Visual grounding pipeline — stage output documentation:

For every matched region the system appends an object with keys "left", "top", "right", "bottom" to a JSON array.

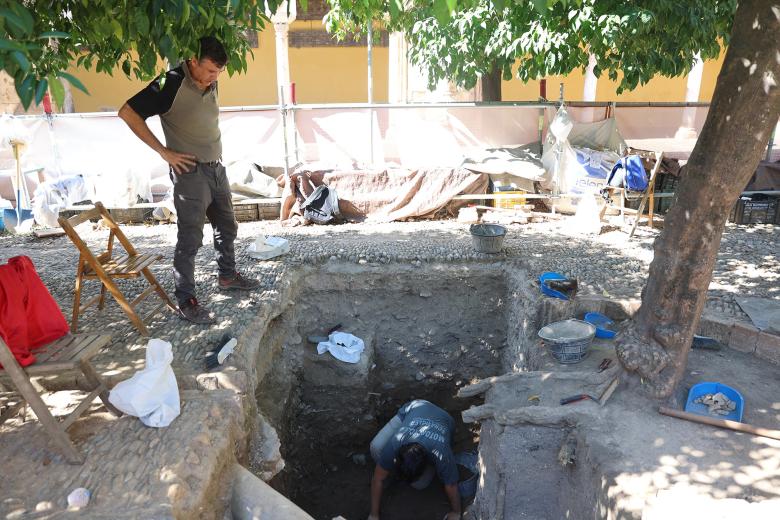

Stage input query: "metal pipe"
[
  {"left": 9, "top": 100, "right": 724, "bottom": 120},
  {"left": 280, "top": 86, "right": 290, "bottom": 180},
  {"left": 367, "top": 21, "right": 374, "bottom": 164}
]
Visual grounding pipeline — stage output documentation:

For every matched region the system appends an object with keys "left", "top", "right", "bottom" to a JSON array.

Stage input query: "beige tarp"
[{"left": 290, "top": 167, "right": 489, "bottom": 222}]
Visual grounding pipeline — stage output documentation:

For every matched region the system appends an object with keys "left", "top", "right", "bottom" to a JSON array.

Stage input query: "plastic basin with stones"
[{"left": 685, "top": 381, "right": 744, "bottom": 422}]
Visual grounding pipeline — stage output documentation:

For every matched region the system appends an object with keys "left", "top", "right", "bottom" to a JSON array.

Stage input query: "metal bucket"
[
  {"left": 469, "top": 223, "right": 506, "bottom": 254},
  {"left": 538, "top": 319, "right": 596, "bottom": 364}
]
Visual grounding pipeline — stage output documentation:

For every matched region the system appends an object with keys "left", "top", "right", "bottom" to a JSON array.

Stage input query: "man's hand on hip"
[{"left": 161, "top": 148, "right": 197, "bottom": 174}]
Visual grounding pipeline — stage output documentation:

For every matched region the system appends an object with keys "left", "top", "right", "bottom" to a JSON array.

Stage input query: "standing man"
[
  {"left": 118, "top": 36, "right": 259, "bottom": 325},
  {"left": 368, "top": 399, "right": 461, "bottom": 520}
]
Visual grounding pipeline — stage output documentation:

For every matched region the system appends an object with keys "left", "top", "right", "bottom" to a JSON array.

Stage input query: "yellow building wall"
[
  {"left": 67, "top": 28, "right": 723, "bottom": 112},
  {"left": 699, "top": 48, "right": 727, "bottom": 101},
  {"left": 500, "top": 48, "right": 726, "bottom": 102},
  {"left": 67, "top": 21, "right": 388, "bottom": 112}
]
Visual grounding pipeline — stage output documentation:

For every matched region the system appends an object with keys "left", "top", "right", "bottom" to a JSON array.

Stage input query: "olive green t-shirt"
[{"left": 127, "top": 62, "right": 221, "bottom": 162}]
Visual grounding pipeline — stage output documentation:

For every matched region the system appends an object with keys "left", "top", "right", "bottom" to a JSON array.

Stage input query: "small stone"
[
  {"left": 419, "top": 291, "right": 432, "bottom": 298},
  {"left": 415, "top": 371, "right": 426, "bottom": 381},
  {"left": 186, "top": 451, "right": 201, "bottom": 465},
  {"left": 351, "top": 454, "right": 367, "bottom": 466},
  {"left": 67, "top": 488, "right": 90, "bottom": 509}
]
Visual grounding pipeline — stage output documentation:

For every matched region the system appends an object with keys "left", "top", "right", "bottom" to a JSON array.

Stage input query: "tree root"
[{"left": 616, "top": 327, "right": 674, "bottom": 398}]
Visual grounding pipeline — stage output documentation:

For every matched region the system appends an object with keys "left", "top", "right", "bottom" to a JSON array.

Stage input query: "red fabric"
[{"left": 0, "top": 256, "right": 69, "bottom": 367}]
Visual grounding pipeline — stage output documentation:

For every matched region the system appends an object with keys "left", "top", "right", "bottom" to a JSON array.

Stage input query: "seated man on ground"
[
  {"left": 368, "top": 399, "right": 461, "bottom": 520},
  {"left": 277, "top": 170, "right": 361, "bottom": 225}
]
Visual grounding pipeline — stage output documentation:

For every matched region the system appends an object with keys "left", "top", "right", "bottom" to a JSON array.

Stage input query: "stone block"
[
  {"left": 728, "top": 321, "right": 759, "bottom": 354},
  {"left": 573, "top": 295, "right": 606, "bottom": 316},
  {"left": 697, "top": 313, "right": 736, "bottom": 345},
  {"left": 603, "top": 298, "right": 641, "bottom": 321},
  {"left": 755, "top": 331, "right": 780, "bottom": 365},
  {"left": 302, "top": 329, "right": 375, "bottom": 389}
]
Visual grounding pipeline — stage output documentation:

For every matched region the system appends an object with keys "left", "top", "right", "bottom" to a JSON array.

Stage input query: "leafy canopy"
[
  {"left": 325, "top": 0, "right": 736, "bottom": 93},
  {"left": 0, "top": 0, "right": 268, "bottom": 109}
]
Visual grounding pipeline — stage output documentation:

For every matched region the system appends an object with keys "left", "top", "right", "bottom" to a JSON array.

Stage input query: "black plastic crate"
[{"left": 730, "top": 195, "right": 779, "bottom": 225}]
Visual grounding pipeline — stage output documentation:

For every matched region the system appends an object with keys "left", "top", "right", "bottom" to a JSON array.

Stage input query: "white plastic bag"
[
  {"left": 247, "top": 235, "right": 289, "bottom": 260},
  {"left": 571, "top": 193, "right": 603, "bottom": 235},
  {"left": 317, "top": 332, "right": 365, "bottom": 364},
  {"left": 108, "top": 339, "right": 181, "bottom": 427}
]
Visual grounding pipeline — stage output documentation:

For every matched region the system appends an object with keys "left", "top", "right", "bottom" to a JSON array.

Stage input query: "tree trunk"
[
  {"left": 480, "top": 63, "right": 502, "bottom": 102},
  {"left": 616, "top": 0, "right": 780, "bottom": 397}
]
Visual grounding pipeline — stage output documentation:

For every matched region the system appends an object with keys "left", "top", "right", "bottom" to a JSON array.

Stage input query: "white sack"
[
  {"left": 226, "top": 161, "right": 282, "bottom": 198},
  {"left": 108, "top": 339, "right": 181, "bottom": 427},
  {"left": 247, "top": 235, "right": 289, "bottom": 260},
  {"left": 317, "top": 332, "right": 365, "bottom": 363},
  {"left": 32, "top": 175, "right": 90, "bottom": 228}
]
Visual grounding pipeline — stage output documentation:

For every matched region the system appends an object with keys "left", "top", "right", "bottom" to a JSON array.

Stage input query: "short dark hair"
[
  {"left": 395, "top": 443, "right": 427, "bottom": 482},
  {"left": 199, "top": 36, "right": 227, "bottom": 67}
]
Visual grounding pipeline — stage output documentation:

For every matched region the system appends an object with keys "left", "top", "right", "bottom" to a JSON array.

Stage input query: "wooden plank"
[
  {"left": 60, "top": 386, "right": 103, "bottom": 430},
  {"left": 33, "top": 228, "right": 66, "bottom": 238},
  {"left": 121, "top": 254, "right": 158, "bottom": 275},
  {"left": 78, "top": 359, "right": 121, "bottom": 416},
  {"left": 143, "top": 300, "right": 167, "bottom": 323},
  {"left": 59, "top": 206, "right": 101, "bottom": 228},
  {"left": 95, "top": 253, "right": 158, "bottom": 277},
  {"left": 659, "top": 406, "right": 780, "bottom": 441},
  {"left": 24, "top": 335, "right": 109, "bottom": 374},
  {"left": 131, "top": 284, "right": 158, "bottom": 307},
  {"left": 0, "top": 338, "right": 84, "bottom": 463},
  {"left": 629, "top": 151, "right": 665, "bottom": 238},
  {"left": 31, "top": 335, "right": 78, "bottom": 363},
  {"left": 77, "top": 294, "right": 101, "bottom": 315}
]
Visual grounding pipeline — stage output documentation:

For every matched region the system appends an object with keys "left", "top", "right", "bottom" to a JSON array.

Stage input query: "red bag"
[{"left": 0, "top": 256, "right": 70, "bottom": 367}]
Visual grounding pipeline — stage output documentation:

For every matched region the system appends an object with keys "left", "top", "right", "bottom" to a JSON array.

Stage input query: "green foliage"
[
  {"left": 0, "top": 0, "right": 271, "bottom": 109},
  {"left": 325, "top": 0, "right": 736, "bottom": 93}
]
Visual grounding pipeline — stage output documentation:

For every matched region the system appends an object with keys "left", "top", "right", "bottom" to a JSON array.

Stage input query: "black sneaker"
[
  {"left": 218, "top": 272, "right": 261, "bottom": 291},
  {"left": 178, "top": 297, "right": 216, "bottom": 324}
]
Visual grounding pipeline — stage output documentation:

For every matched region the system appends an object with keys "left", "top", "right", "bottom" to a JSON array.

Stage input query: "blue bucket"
[
  {"left": 539, "top": 272, "right": 569, "bottom": 300},
  {"left": 685, "top": 382, "right": 744, "bottom": 422},
  {"left": 583, "top": 312, "right": 616, "bottom": 339}
]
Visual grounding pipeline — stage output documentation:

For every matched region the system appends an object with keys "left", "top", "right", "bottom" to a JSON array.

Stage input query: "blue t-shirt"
[{"left": 378, "top": 400, "right": 458, "bottom": 485}]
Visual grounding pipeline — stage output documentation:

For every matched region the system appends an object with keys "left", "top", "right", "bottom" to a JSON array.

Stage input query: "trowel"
[
  {"left": 2, "top": 139, "right": 34, "bottom": 233},
  {"left": 560, "top": 377, "right": 620, "bottom": 406}
]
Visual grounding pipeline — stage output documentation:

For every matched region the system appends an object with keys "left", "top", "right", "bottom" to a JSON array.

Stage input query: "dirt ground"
[{"left": 470, "top": 333, "right": 780, "bottom": 519}]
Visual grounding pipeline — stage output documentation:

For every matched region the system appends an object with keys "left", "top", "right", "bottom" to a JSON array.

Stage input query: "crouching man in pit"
[{"left": 367, "top": 399, "right": 461, "bottom": 520}]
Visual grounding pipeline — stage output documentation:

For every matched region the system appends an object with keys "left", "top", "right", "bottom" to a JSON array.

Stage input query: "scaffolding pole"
[{"left": 367, "top": 22, "right": 374, "bottom": 165}]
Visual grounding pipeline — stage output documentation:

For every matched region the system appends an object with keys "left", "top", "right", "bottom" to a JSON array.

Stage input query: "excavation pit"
[
  {"left": 246, "top": 260, "right": 780, "bottom": 520},
  {"left": 253, "top": 263, "right": 516, "bottom": 519}
]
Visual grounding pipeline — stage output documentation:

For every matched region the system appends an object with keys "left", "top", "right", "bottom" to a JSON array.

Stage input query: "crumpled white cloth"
[
  {"left": 317, "top": 332, "right": 365, "bottom": 363},
  {"left": 108, "top": 339, "right": 180, "bottom": 427}
]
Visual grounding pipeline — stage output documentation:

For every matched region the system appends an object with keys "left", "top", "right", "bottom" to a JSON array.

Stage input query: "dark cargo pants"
[{"left": 170, "top": 162, "right": 238, "bottom": 306}]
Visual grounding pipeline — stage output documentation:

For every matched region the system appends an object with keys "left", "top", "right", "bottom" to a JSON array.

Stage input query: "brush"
[
  {"left": 204, "top": 334, "right": 238, "bottom": 371},
  {"left": 545, "top": 278, "right": 578, "bottom": 299}
]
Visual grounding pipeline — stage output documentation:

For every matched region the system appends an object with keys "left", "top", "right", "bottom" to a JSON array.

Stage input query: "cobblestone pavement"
[{"left": 0, "top": 218, "right": 777, "bottom": 518}]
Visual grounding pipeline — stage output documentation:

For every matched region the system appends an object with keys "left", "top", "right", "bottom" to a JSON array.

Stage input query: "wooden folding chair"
[
  {"left": 58, "top": 202, "right": 176, "bottom": 336},
  {"left": 0, "top": 334, "right": 121, "bottom": 464}
]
